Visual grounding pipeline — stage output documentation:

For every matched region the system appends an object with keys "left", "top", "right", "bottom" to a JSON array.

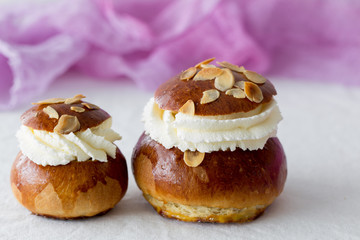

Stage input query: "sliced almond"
[
  {"left": 70, "top": 106, "right": 85, "bottom": 113},
  {"left": 195, "top": 57, "right": 216, "bottom": 68},
  {"left": 81, "top": 102, "right": 100, "bottom": 110},
  {"left": 179, "top": 100, "right": 195, "bottom": 115},
  {"left": 243, "top": 70, "right": 267, "bottom": 84},
  {"left": 32, "top": 98, "right": 65, "bottom": 105},
  {"left": 217, "top": 61, "right": 245, "bottom": 73},
  {"left": 64, "top": 94, "right": 86, "bottom": 104},
  {"left": 183, "top": 150, "right": 205, "bottom": 167},
  {"left": 225, "top": 88, "right": 246, "bottom": 99},
  {"left": 214, "top": 68, "right": 235, "bottom": 92},
  {"left": 234, "top": 81, "right": 246, "bottom": 89},
  {"left": 43, "top": 106, "right": 59, "bottom": 119},
  {"left": 200, "top": 89, "right": 220, "bottom": 104},
  {"left": 193, "top": 67, "right": 223, "bottom": 81},
  {"left": 180, "top": 67, "right": 197, "bottom": 81},
  {"left": 54, "top": 114, "right": 80, "bottom": 134},
  {"left": 200, "top": 64, "right": 217, "bottom": 68},
  {"left": 244, "top": 82, "right": 263, "bottom": 103}
]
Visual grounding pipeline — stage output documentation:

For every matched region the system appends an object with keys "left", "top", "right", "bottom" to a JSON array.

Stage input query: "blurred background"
[{"left": 0, "top": 0, "right": 359, "bottom": 109}]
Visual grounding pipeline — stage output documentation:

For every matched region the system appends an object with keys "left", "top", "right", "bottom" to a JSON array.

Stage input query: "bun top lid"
[
  {"left": 21, "top": 94, "right": 110, "bottom": 133},
  {"left": 155, "top": 58, "right": 277, "bottom": 116}
]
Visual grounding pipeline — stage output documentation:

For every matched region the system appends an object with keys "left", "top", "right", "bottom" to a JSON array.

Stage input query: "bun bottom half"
[
  {"left": 10, "top": 148, "right": 128, "bottom": 219},
  {"left": 132, "top": 133, "right": 287, "bottom": 223}
]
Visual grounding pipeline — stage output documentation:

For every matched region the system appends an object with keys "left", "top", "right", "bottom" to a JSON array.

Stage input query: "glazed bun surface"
[
  {"left": 132, "top": 133, "right": 287, "bottom": 222},
  {"left": 21, "top": 101, "right": 110, "bottom": 132},
  {"left": 11, "top": 148, "right": 128, "bottom": 219},
  {"left": 155, "top": 73, "right": 276, "bottom": 115}
]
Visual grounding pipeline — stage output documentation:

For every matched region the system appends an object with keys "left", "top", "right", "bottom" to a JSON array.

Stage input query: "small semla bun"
[{"left": 11, "top": 95, "right": 128, "bottom": 219}]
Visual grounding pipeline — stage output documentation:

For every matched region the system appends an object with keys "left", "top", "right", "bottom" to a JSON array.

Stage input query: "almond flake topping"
[
  {"left": 200, "top": 64, "right": 217, "bottom": 68},
  {"left": 183, "top": 150, "right": 205, "bottom": 167},
  {"left": 243, "top": 70, "right": 267, "bottom": 84},
  {"left": 32, "top": 98, "right": 65, "bottom": 105},
  {"left": 225, "top": 88, "right": 246, "bottom": 99},
  {"left": 244, "top": 82, "right": 264, "bottom": 103},
  {"left": 217, "top": 61, "right": 245, "bottom": 73},
  {"left": 234, "top": 81, "right": 246, "bottom": 89},
  {"left": 70, "top": 106, "right": 85, "bottom": 113},
  {"left": 180, "top": 67, "right": 197, "bottom": 81},
  {"left": 214, "top": 68, "right": 235, "bottom": 92},
  {"left": 54, "top": 114, "right": 80, "bottom": 134},
  {"left": 195, "top": 57, "right": 216, "bottom": 68},
  {"left": 179, "top": 100, "right": 195, "bottom": 115},
  {"left": 200, "top": 89, "right": 220, "bottom": 104},
  {"left": 193, "top": 67, "right": 223, "bottom": 81},
  {"left": 43, "top": 106, "right": 59, "bottom": 119},
  {"left": 65, "top": 94, "right": 86, "bottom": 104},
  {"left": 81, "top": 102, "right": 100, "bottom": 110}
]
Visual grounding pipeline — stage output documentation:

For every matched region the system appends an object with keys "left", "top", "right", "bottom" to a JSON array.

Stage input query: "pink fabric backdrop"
[{"left": 0, "top": 0, "right": 359, "bottom": 109}]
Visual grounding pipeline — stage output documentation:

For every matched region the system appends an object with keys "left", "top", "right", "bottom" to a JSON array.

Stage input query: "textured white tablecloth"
[{"left": 0, "top": 73, "right": 359, "bottom": 240}]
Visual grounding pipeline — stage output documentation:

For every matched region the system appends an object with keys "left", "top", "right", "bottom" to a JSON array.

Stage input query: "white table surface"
[{"left": 0, "top": 73, "right": 359, "bottom": 240}]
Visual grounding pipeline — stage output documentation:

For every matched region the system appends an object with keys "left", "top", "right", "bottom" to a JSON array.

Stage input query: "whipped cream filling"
[
  {"left": 17, "top": 118, "right": 121, "bottom": 166},
  {"left": 143, "top": 98, "right": 282, "bottom": 153}
]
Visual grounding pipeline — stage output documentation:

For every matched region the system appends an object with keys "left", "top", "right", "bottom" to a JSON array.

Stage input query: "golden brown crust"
[
  {"left": 20, "top": 101, "right": 110, "bottom": 132},
  {"left": 145, "top": 194, "right": 266, "bottom": 223},
  {"left": 10, "top": 148, "right": 128, "bottom": 219},
  {"left": 154, "top": 72, "right": 276, "bottom": 116},
  {"left": 132, "top": 133, "right": 287, "bottom": 210}
]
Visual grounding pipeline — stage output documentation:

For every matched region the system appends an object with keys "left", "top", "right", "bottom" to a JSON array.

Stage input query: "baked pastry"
[
  {"left": 132, "top": 58, "right": 287, "bottom": 223},
  {"left": 11, "top": 94, "right": 128, "bottom": 219}
]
